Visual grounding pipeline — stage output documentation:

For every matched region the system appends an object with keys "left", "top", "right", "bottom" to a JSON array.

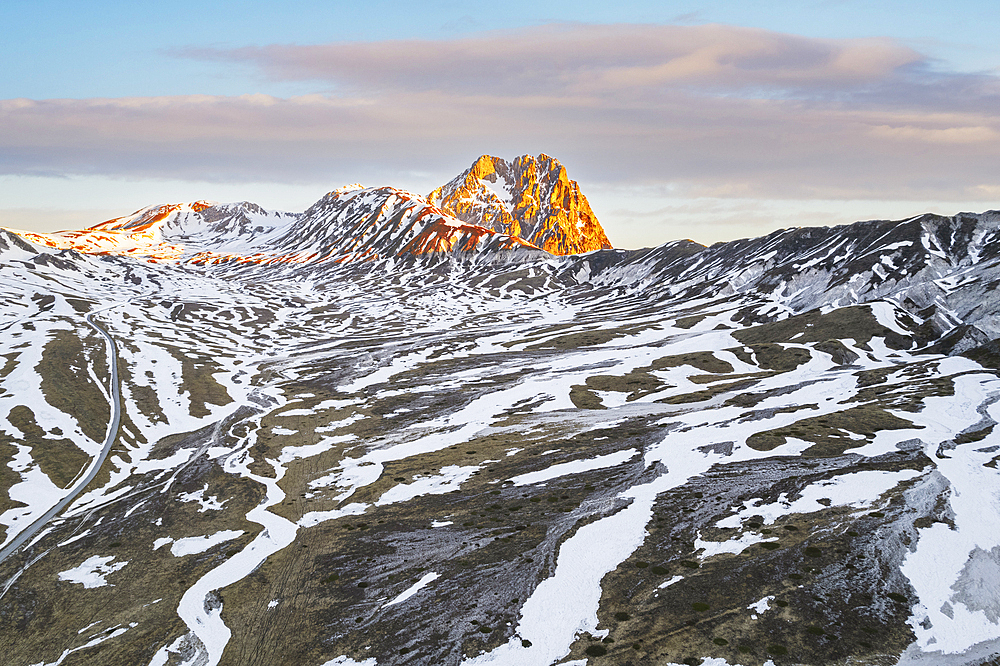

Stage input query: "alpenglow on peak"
[{"left": 427, "top": 153, "right": 613, "bottom": 255}]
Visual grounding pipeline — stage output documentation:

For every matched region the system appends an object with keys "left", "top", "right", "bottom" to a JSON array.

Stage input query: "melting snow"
[
  {"left": 58, "top": 556, "right": 127, "bottom": 588},
  {"left": 657, "top": 575, "right": 684, "bottom": 589},
  {"left": 715, "top": 468, "right": 924, "bottom": 528},
  {"left": 384, "top": 572, "right": 440, "bottom": 608},
  {"left": 278, "top": 435, "right": 356, "bottom": 464},
  {"left": 376, "top": 466, "right": 480, "bottom": 506},
  {"left": 299, "top": 502, "right": 369, "bottom": 529},
  {"left": 10, "top": 204, "right": 1000, "bottom": 666},
  {"left": 32, "top": 622, "right": 137, "bottom": 666},
  {"left": 697, "top": 532, "right": 776, "bottom": 558},
  {"left": 870, "top": 301, "right": 913, "bottom": 337},
  {"left": 748, "top": 595, "right": 775, "bottom": 614},
  {"left": 320, "top": 657, "right": 377, "bottom": 666},
  {"left": 594, "top": 390, "right": 630, "bottom": 408},
  {"left": 899, "top": 373, "right": 1000, "bottom": 655},
  {"left": 158, "top": 530, "right": 245, "bottom": 557},
  {"left": 177, "top": 484, "right": 228, "bottom": 512}
]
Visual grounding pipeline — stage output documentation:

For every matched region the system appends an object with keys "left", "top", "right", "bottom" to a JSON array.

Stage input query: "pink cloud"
[{"left": 185, "top": 23, "right": 922, "bottom": 95}]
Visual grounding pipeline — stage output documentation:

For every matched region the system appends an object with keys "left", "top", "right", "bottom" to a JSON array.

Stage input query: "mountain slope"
[
  {"left": 11, "top": 186, "right": 542, "bottom": 266},
  {"left": 185, "top": 185, "right": 542, "bottom": 266},
  {"left": 0, "top": 184, "right": 999, "bottom": 665},
  {"left": 582, "top": 210, "right": 1000, "bottom": 344}
]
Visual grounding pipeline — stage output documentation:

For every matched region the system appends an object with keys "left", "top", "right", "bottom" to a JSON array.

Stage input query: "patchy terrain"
[{"left": 0, "top": 161, "right": 999, "bottom": 666}]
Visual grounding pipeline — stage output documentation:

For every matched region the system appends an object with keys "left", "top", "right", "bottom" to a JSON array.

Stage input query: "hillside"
[{"left": 0, "top": 166, "right": 998, "bottom": 666}]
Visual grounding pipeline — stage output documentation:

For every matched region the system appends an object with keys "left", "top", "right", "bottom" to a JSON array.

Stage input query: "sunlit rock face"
[{"left": 428, "top": 154, "right": 613, "bottom": 255}]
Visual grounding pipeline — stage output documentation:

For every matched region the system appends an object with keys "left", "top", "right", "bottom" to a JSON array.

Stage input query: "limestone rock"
[{"left": 428, "top": 154, "right": 613, "bottom": 255}]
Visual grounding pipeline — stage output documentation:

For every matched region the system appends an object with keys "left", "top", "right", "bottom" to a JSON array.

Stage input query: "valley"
[{"left": 0, "top": 156, "right": 998, "bottom": 666}]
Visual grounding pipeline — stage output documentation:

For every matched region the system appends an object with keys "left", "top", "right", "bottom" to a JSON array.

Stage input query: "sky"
[{"left": 1, "top": 0, "right": 998, "bottom": 248}]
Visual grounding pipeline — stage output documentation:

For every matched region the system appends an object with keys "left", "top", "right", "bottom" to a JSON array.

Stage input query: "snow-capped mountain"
[
  {"left": 16, "top": 184, "right": 544, "bottom": 266},
  {"left": 428, "top": 154, "right": 612, "bottom": 255},
  {"left": 20, "top": 154, "right": 610, "bottom": 264},
  {"left": 1, "top": 163, "right": 1000, "bottom": 666}
]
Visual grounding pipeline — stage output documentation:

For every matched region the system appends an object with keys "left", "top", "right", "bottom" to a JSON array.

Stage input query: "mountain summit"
[{"left": 428, "top": 154, "right": 612, "bottom": 255}]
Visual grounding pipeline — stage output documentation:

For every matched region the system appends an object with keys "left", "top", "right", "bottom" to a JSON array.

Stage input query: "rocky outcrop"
[{"left": 428, "top": 154, "right": 613, "bottom": 255}]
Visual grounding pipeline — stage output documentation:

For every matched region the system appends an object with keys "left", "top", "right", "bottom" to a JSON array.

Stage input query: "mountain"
[
  {"left": 428, "top": 154, "right": 612, "bottom": 255},
  {"left": 0, "top": 166, "right": 999, "bottom": 666},
  {"left": 15, "top": 154, "right": 610, "bottom": 264},
  {"left": 15, "top": 184, "right": 543, "bottom": 266}
]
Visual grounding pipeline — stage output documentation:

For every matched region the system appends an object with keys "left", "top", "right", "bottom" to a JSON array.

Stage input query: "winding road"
[{"left": 0, "top": 307, "right": 123, "bottom": 565}]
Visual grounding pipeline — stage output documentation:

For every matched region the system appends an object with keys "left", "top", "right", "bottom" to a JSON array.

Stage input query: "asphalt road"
[{"left": 0, "top": 308, "right": 123, "bottom": 565}]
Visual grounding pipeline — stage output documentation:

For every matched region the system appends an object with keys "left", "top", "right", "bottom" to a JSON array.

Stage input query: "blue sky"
[{"left": 2, "top": 0, "right": 998, "bottom": 247}]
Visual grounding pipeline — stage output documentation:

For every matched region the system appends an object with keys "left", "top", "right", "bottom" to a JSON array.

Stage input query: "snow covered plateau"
[{"left": 1, "top": 156, "right": 1000, "bottom": 666}]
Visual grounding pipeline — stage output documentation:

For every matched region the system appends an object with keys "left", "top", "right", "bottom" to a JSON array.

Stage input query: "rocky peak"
[{"left": 428, "top": 153, "right": 613, "bottom": 255}]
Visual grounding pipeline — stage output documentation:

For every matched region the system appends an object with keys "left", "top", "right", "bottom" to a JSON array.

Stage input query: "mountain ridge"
[
  {"left": 4, "top": 154, "right": 611, "bottom": 264},
  {"left": 7, "top": 185, "right": 1000, "bottom": 355}
]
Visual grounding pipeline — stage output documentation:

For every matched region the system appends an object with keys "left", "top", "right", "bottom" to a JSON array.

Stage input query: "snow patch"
[
  {"left": 715, "top": 468, "right": 923, "bottom": 528},
  {"left": 384, "top": 572, "right": 440, "bottom": 608},
  {"left": 658, "top": 575, "right": 684, "bottom": 589},
  {"left": 321, "top": 657, "right": 377, "bottom": 666},
  {"left": 58, "top": 556, "right": 127, "bottom": 588},
  {"left": 748, "top": 595, "right": 775, "bottom": 614},
  {"left": 177, "top": 484, "right": 227, "bottom": 512},
  {"left": 167, "top": 530, "right": 245, "bottom": 557},
  {"left": 377, "top": 465, "right": 479, "bottom": 506}
]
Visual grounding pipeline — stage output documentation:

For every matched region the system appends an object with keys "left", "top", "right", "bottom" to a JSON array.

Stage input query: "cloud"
[
  {"left": 1, "top": 23, "right": 998, "bottom": 204},
  {"left": 869, "top": 124, "right": 1000, "bottom": 144},
  {"left": 183, "top": 23, "right": 924, "bottom": 97}
]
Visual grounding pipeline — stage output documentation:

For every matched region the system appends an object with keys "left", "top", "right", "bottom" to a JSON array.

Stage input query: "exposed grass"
[
  {"left": 569, "top": 371, "right": 664, "bottom": 408},
  {"left": 0, "top": 434, "right": 26, "bottom": 539},
  {"left": 5, "top": 405, "right": 90, "bottom": 489},
  {"left": 746, "top": 405, "right": 918, "bottom": 456},
  {"left": 651, "top": 352, "right": 734, "bottom": 375},
  {"left": 734, "top": 305, "right": 911, "bottom": 349},
  {"left": 813, "top": 340, "right": 860, "bottom": 365},
  {"left": 38, "top": 329, "right": 109, "bottom": 444},
  {"left": 955, "top": 425, "right": 994, "bottom": 444},
  {"left": 525, "top": 329, "right": 618, "bottom": 350},
  {"left": 850, "top": 370, "right": 960, "bottom": 413},
  {"left": 180, "top": 357, "right": 233, "bottom": 418},
  {"left": 570, "top": 351, "right": 739, "bottom": 408},
  {"left": 739, "top": 343, "right": 813, "bottom": 373},
  {"left": 569, "top": 385, "right": 606, "bottom": 410},
  {"left": 674, "top": 314, "right": 707, "bottom": 330}
]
